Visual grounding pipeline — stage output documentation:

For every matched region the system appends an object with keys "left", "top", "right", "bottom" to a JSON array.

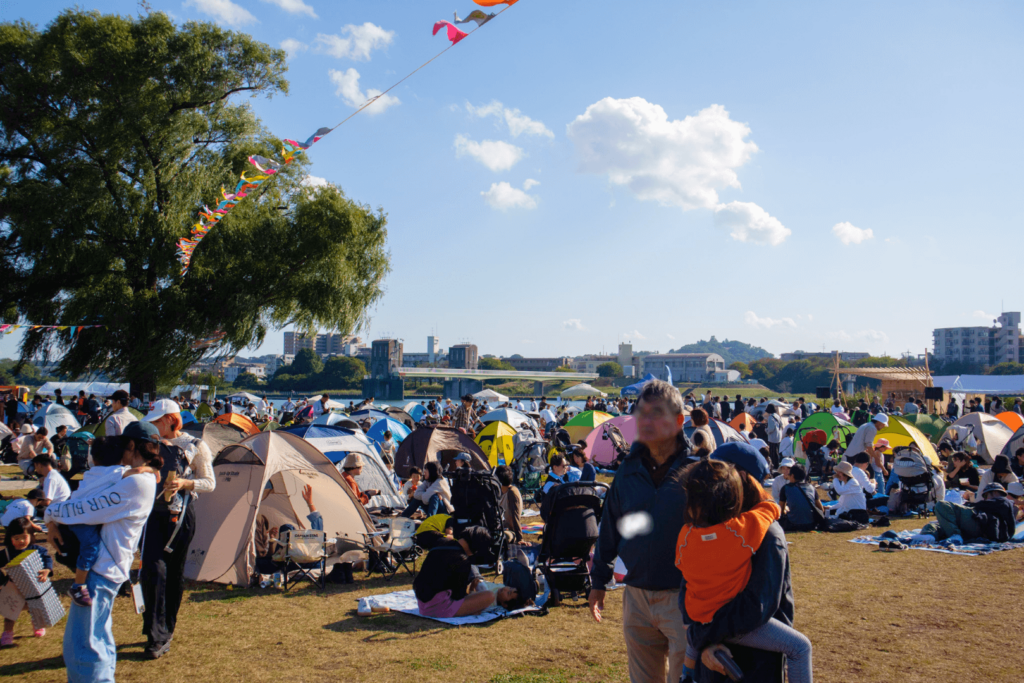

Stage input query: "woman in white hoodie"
[
  {"left": 46, "top": 421, "right": 162, "bottom": 683},
  {"left": 401, "top": 462, "right": 452, "bottom": 518}
]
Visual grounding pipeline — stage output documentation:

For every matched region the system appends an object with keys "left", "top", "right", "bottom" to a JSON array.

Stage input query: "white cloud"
[
  {"left": 745, "top": 311, "right": 797, "bottom": 329},
  {"left": 260, "top": 0, "right": 316, "bottom": 18},
  {"left": 567, "top": 98, "right": 757, "bottom": 210},
  {"left": 301, "top": 175, "right": 328, "bottom": 188},
  {"left": 622, "top": 330, "right": 647, "bottom": 340},
  {"left": 185, "top": 0, "right": 257, "bottom": 26},
  {"left": 328, "top": 68, "right": 400, "bottom": 114},
  {"left": 315, "top": 23, "right": 394, "bottom": 61},
  {"left": 832, "top": 221, "right": 873, "bottom": 245},
  {"left": 481, "top": 181, "right": 537, "bottom": 211},
  {"left": 522, "top": 178, "right": 540, "bottom": 190},
  {"left": 857, "top": 329, "right": 889, "bottom": 343},
  {"left": 454, "top": 135, "right": 524, "bottom": 172},
  {"left": 563, "top": 319, "right": 587, "bottom": 332},
  {"left": 714, "top": 202, "right": 791, "bottom": 246},
  {"left": 666, "top": 333, "right": 676, "bottom": 340},
  {"left": 974, "top": 310, "right": 998, "bottom": 321},
  {"left": 466, "top": 100, "right": 554, "bottom": 138},
  {"left": 807, "top": 314, "right": 814, "bottom": 322},
  {"left": 280, "top": 38, "right": 308, "bottom": 57}
]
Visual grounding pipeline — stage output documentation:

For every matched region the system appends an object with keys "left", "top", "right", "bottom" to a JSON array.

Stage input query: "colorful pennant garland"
[
  {"left": 0, "top": 324, "right": 103, "bottom": 335},
  {"left": 175, "top": 1, "right": 520, "bottom": 277}
]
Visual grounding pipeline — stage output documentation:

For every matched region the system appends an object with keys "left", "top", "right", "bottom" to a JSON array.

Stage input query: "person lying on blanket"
[{"left": 413, "top": 525, "right": 518, "bottom": 617}]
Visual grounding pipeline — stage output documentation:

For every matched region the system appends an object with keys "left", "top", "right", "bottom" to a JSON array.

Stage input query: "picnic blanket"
[
  {"left": 850, "top": 523, "right": 1024, "bottom": 556},
  {"left": 361, "top": 582, "right": 543, "bottom": 625},
  {"left": 521, "top": 521, "right": 545, "bottom": 534}
]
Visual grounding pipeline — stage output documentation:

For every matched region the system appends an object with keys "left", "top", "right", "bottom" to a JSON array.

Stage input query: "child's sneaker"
[
  {"left": 0, "top": 631, "right": 13, "bottom": 646},
  {"left": 33, "top": 628, "right": 45, "bottom": 638},
  {"left": 69, "top": 584, "right": 93, "bottom": 607}
]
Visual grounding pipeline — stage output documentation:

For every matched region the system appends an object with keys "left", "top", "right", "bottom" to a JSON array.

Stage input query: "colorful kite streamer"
[
  {"left": 433, "top": 20, "right": 468, "bottom": 45},
  {"left": 0, "top": 324, "right": 103, "bottom": 336},
  {"left": 454, "top": 10, "right": 495, "bottom": 26},
  {"left": 473, "top": 0, "right": 517, "bottom": 6},
  {"left": 175, "top": 127, "right": 334, "bottom": 275}
]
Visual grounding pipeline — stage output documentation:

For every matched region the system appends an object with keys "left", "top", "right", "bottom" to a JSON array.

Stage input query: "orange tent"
[
  {"left": 729, "top": 413, "right": 756, "bottom": 434},
  {"left": 995, "top": 411, "right": 1024, "bottom": 433},
  {"left": 213, "top": 412, "right": 260, "bottom": 435}
]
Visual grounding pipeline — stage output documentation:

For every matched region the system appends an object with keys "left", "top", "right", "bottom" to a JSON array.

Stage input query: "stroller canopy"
[
  {"left": 475, "top": 420, "right": 518, "bottom": 467},
  {"left": 584, "top": 415, "right": 637, "bottom": 466},
  {"left": 874, "top": 417, "right": 940, "bottom": 467},
  {"left": 184, "top": 431, "right": 378, "bottom": 585},
  {"left": 393, "top": 426, "right": 489, "bottom": 478},
  {"left": 948, "top": 413, "right": 1013, "bottom": 464}
]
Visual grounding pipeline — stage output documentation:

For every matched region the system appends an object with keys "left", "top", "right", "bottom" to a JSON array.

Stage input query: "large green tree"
[{"left": 0, "top": 11, "right": 390, "bottom": 395}]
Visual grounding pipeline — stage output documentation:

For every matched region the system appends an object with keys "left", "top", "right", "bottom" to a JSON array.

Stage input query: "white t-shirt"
[
  {"left": 42, "top": 469, "right": 71, "bottom": 505},
  {"left": 0, "top": 499, "right": 35, "bottom": 526},
  {"left": 104, "top": 407, "right": 138, "bottom": 437},
  {"left": 771, "top": 475, "right": 787, "bottom": 503}
]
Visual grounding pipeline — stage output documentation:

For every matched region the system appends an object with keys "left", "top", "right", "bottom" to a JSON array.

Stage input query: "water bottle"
[{"left": 272, "top": 572, "right": 283, "bottom": 589}]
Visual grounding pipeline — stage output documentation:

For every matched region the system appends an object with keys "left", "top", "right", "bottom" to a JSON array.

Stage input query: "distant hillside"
[{"left": 670, "top": 337, "right": 774, "bottom": 365}]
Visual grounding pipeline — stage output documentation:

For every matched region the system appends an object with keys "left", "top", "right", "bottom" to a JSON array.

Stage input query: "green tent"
[
  {"left": 795, "top": 412, "right": 856, "bottom": 448},
  {"left": 194, "top": 402, "right": 215, "bottom": 422},
  {"left": 259, "top": 421, "right": 280, "bottom": 432},
  {"left": 897, "top": 413, "right": 947, "bottom": 442},
  {"left": 72, "top": 407, "right": 145, "bottom": 438}
]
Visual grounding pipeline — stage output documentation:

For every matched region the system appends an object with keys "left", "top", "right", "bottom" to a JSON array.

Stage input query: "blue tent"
[
  {"left": 401, "top": 402, "right": 428, "bottom": 421},
  {"left": 621, "top": 373, "right": 658, "bottom": 398},
  {"left": 365, "top": 418, "right": 411, "bottom": 446},
  {"left": 180, "top": 410, "right": 196, "bottom": 425},
  {"left": 350, "top": 408, "right": 390, "bottom": 422}
]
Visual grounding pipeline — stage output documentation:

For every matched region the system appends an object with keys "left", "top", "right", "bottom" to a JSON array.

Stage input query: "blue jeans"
[
  {"left": 401, "top": 493, "right": 443, "bottom": 518},
  {"left": 64, "top": 571, "right": 118, "bottom": 683},
  {"left": 69, "top": 524, "right": 102, "bottom": 573},
  {"left": 874, "top": 471, "right": 887, "bottom": 498}
]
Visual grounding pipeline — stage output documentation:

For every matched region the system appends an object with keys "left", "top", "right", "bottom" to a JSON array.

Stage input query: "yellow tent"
[
  {"left": 475, "top": 420, "right": 517, "bottom": 467},
  {"left": 564, "top": 410, "right": 613, "bottom": 444},
  {"left": 874, "top": 416, "right": 940, "bottom": 467}
]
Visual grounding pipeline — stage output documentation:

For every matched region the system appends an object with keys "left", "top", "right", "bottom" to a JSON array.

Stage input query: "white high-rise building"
[
  {"left": 933, "top": 312, "right": 1021, "bottom": 366},
  {"left": 427, "top": 335, "right": 440, "bottom": 363}
]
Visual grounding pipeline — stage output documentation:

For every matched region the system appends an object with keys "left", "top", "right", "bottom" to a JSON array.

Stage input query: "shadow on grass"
[
  {"left": 0, "top": 654, "right": 65, "bottom": 677},
  {"left": 323, "top": 610, "right": 449, "bottom": 642}
]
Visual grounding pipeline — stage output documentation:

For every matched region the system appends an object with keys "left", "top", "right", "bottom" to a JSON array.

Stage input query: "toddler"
[{"left": 1, "top": 517, "right": 53, "bottom": 644}]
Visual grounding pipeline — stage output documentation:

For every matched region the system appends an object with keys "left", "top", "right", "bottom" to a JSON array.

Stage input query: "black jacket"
[
  {"left": 734, "top": 400, "right": 745, "bottom": 417},
  {"left": 972, "top": 498, "right": 1017, "bottom": 543},
  {"left": 412, "top": 540, "right": 481, "bottom": 603},
  {"left": 592, "top": 433, "right": 689, "bottom": 591},
  {"left": 681, "top": 523, "right": 794, "bottom": 683}
]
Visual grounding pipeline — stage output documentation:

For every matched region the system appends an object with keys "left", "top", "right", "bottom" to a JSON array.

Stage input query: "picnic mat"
[
  {"left": 850, "top": 523, "right": 1024, "bottom": 557},
  {"left": 521, "top": 521, "right": 545, "bottom": 534},
  {"left": 362, "top": 582, "right": 543, "bottom": 626}
]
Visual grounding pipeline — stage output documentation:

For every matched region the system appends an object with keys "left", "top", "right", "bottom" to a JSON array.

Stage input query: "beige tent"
[
  {"left": 947, "top": 413, "right": 1014, "bottom": 464},
  {"left": 184, "top": 431, "right": 378, "bottom": 585}
]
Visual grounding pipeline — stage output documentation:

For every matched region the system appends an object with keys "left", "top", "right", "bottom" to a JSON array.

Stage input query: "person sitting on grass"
[
  {"left": 495, "top": 465, "right": 524, "bottom": 544},
  {"left": 944, "top": 451, "right": 980, "bottom": 493},
  {"left": 1, "top": 516, "right": 54, "bottom": 645},
  {"left": 570, "top": 443, "right": 597, "bottom": 482},
  {"left": 339, "top": 454, "right": 380, "bottom": 508},
  {"left": 922, "top": 482, "right": 1018, "bottom": 544},
  {"left": 675, "top": 458, "right": 813, "bottom": 683},
  {"left": 413, "top": 513, "right": 455, "bottom": 550},
  {"left": 401, "top": 462, "right": 453, "bottom": 518},
  {"left": 831, "top": 461, "right": 870, "bottom": 524},
  {"left": 1007, "top": 482, "right": 1024, "bottom": 522},
  {"left": 413, "top": 525, "right": 519, "bottom": 618},
  {"left": 778, "top": 464, "right": 825, "bottom": 532},
  {"left": 541, "top": 453, "right": 580, "bottom": 495},
  {"left": 974, "top": 455, "right": 1019, "bottom": 502},
  {"left": 255, "top": 484, "right": 325, "bottom": 576},
  {"left": 1, "top": 490, "right": 42, "bottom": 532},
  {"left": 401, "top": 467, "right": 422, "bottom": 501},
  {"left": 771, "top": 458, "right": 796, "bottom": 503}
]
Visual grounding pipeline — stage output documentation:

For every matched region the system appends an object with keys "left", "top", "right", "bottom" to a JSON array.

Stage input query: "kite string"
[{"left": 328, "top": 3, "right": 517, "bottom": 132}]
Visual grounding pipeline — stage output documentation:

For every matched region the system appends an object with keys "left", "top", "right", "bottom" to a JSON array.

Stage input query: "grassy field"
[{"left": 2, "top": 470, "right": 1023, "bottom": 682}]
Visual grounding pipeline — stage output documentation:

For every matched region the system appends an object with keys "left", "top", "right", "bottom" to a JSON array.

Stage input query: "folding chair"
[
  {"left": 381, "top": 517, "right": 421, "bottom": 580},
  {"left": 279, "top": 529, "right": 328, "bottom": 592}
]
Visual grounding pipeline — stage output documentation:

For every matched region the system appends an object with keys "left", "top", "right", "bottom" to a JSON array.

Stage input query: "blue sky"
[{"left": 4, "top": 0, "right": 1024, "bottom": 363}]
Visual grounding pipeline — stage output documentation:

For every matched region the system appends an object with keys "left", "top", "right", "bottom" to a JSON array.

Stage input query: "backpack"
[{"left": 852, "top": 409, "right": 870, "bottom": 427}]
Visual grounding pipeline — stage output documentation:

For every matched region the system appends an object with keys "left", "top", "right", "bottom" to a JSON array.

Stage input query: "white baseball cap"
[
  {"left": 872, "top": 413, "right": 889, "bottom": 426},
  {"left": 145, "top": 398, "right": 181, "bottom": 422},
  {"left": 779, "top": 458, "right": 796, "bottom": 468}
]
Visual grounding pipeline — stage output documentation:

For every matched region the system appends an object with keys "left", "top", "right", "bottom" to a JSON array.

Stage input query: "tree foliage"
[
  {"left": 290, "top": 348, "right": 323, "bottom": 376},
  {"left": 232, "top": 371, "right": 262, "bottom": 389},
  {"left": 671, "top": 336, "right": 774, "bottom": 365},
  {"left": 479, "top": 357, "right": 515, "bottom": 371},
  {"left": 0, "top": 11, "right": 390, "bottom": 394},
  {"left": 597, "top": 362, "right": 623, "bottom": 378},
  {"left": 728, "top": 361, "right": 751, "bottom": 378}
]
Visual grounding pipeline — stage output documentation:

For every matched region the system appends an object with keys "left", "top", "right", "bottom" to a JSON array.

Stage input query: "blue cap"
[
  {"left": 454, "top": 452, "right": 472, "bottom": 462},
  {"left": 711, "top": 442, "right": 771, "bottom": 482},
  {"left": 122, "top": 421, "right": 161, "bottom": 443}
]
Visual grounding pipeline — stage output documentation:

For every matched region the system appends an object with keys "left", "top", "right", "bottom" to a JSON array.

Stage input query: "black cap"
[
  {"left": 458, "top": 526, "right": 493, "bottom": 562},
  {"left": 122, "top": 421, "right": 161, "bottom": 443},
  {"left": 502, "top": 558, "right": 538, "bottom": 610}
]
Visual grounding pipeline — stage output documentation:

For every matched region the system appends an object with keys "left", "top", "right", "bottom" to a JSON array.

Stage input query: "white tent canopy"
[
  {"left": 944, "top": 375, "right": 1024, "bottom": 396},
  {"left": 560, "top": 383, "right": 608, "bottom": 399},
  {"left": 479, "top": 408, "right": 536, "bottom": 431},
  {"left": 306, "top": 395, "right": 348, "bottom": 411},
  {"left": 226, "top": 391, "right": 263, "bottom": 403},
  {"left": 37, "top": 381, "right": 128, "bottom": 397},
  {"left": 472, "top": 389, "right": 509, "bottom": 403}
]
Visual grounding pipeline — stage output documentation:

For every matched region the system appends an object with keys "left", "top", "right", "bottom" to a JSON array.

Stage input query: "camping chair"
[
  {"left": 379, "top": 517, "right": 421, "bottom": 580},
  {"left": 279, "top": 529, "right": 328, "bottom": 592}
]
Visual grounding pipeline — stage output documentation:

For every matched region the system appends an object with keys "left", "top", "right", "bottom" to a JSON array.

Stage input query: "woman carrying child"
[
  {"left": 680, "top": 442, "right": 798, "bottom": 683},
  {"left": 1, "top": 517, "right": 53, "bottom": 645}
]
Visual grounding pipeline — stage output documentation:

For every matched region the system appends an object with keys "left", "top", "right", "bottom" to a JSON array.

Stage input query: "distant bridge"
[{"left": 395, "top": 367, "right": 598, "bottom": 382}]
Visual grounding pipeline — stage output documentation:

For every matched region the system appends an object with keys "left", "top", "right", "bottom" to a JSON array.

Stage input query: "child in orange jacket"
[{"left": 675, "top": 458, "right": 813, "bottom": 683}]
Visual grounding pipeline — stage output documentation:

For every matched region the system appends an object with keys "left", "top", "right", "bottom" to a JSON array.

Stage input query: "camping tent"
[
  {"left": 383, "top": 407, "right": 416, "bottom": 430},
  {"left": 475, "top": 421, "right": 518, "bottom": 467},
  {"left": 312, "top": 412, "right": 361, "bottom": 430},
  {"left": 584, "top": 415, "right": 637, "bottom": 466},
  {"left": 401, "top": 402, "right": 428, "bottom": 421},
  {"left": 729, "top": 413, "right": 756, "bottom": 434},
  {"left": 564, "top": 411, "right": 613, "bottom": 444},
  {"left": 183, "top": 431, "right": 379, "bottom": 585},
  {"left": 306, "top": 396, "right": 348, "bottom": 411},
  {"left": 898, "top": 413, "right": 948, "bottom": 442},
  {"left": 226, "top": 392, "right": 263, "bottom": 404},
  {"left": 794, "top": 412, "right": 856, "bottom": 448},
  {"left": 393, "top": 426, "right": 489, "bottom": 478},
  {"left": 948, "top": 413, "right": 1014, "bottom": 464},
  {"left": 194, "top": 402, "right": 215, "bottom": 422},
  {"left": 32, "top": 403, "right": 81, "bottom": 434},
  {"left": 873, "top": 416, "right": 940, "bottom": 467},
  {"left": 472, "top": 388, "right": 508, "bottom": 403},
  {"left": 365, "top": 418, "right": 411, "bottom": 446},
  {"left": 199, "top": 421, "right": 254, "bottom": 458},
  {"left": 560, "top": 383, "right": 607, "bottom": 399},
  {"left": 621, "top": 373, "right": 657, "bottom": 398},
  {"left": 995, "top": 411, "right": 1024, "bottom": 433},
  {"left": 1000, "top": 425, "right": 1024, "bottom": 460},
  {"left": 212, "top": 412, "right": 260, "bottom": 436},
  {"left": 684, "top": 418, "right": 749, "bottom": 449},
  {"left": 349, "top": 408, "right": 390, "bottom": 422},
  {"left": 259, "top": 421, "right": 279, "bottom": 432},
  {"left": 479, "top": 408, "right": 535, "bottom": 431},
  {"left": 180, "top": 410, "right": 197, "bottom": 425},
  {"left": 281, "top": 424, "right": 402, "bottom": 510}
]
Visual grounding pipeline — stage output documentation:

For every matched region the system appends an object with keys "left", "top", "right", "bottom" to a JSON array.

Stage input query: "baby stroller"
[
  {"left": 596, "top": 423, "right": 631, "bottom": 469},
  {"left": 511, "top": 438, "right": 548, "bottom": 508},
  {"left": 535, "top": 481, "right": 608, "bottom": 606},
  {"left": 801, "top": 429, "right": 829, "bottom": 478},
  {"left": 449, "top": 468, "right": 508, "bottom": 575},
  {"left": 891, "top": 446, "right": 935, "bottom": 517}
]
